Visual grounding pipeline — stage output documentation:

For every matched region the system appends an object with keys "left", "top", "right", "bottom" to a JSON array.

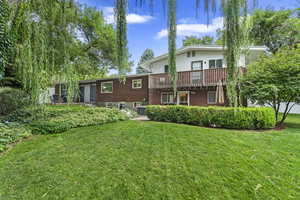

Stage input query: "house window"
[
  {"left": 192, "top": 51, "right": 196, "bottom": 57},
  {"left": 132, "top": 79, "right": 142, "bottom": 89},
  {"left": 191, "top": 71, "right": 203, "bottom": 84},
  {"left": 161, "top": 92, "right": 174, "bottom": 104},
  {"left": 191, "top": 61, "right": 203, "bottom": 70},
  {"left": 164, "top": 65, "right": 169, "bottom": 73},
  {"left": 90, "top": 85, "right": 96, "bottom": 102},
  {"left": 207, "top": 91, "right": 216, "bottom": 104},
  {"left": 187, "top": 52, "right": 191, "bottom": 57},
  {"left": 101, "top": 81, "right": 113, "bottom": 93},
  {"left": 209, "top": 59, "right": 223, "bottom": 69},
  {"left": 159, "top": 77, "right": 166, "bottom": 85}
]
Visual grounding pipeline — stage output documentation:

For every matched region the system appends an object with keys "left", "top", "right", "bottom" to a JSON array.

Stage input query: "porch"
[{"left": 149, "top": 68, "right": 244, "bottom": 89}]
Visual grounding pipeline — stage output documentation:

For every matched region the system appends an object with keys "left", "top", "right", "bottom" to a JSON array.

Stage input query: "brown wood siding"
[{"left": 96, "top": 75, "right": 149, "bottom": 103}]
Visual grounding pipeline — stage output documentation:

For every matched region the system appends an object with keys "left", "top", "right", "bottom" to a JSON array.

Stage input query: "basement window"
[
  {"left": 207, "top": 91, "right": 216, "bottom": 104},
  {"left": 161, "top": 92, "right": 174, "bottom": 105}
]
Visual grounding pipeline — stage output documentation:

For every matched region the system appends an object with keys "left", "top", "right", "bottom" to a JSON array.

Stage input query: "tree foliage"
[
  {"left": 2, "top": 0, "right": 119, "bottom": 104},
  {"left": 136, "top": 49, "right": 154, "bottom": 74},
  {"left": 115, "top": 0, "right": 131, "bottom": 75},
  {"left": 249, "top": 9, "right": 300, "bottom": 54},
  {"left": 242, "top": 47, "right": 300, "bottom": 125},
  {"left": 182, "top": 35, "right": 214, "bottom": 47},
  {"left": 0, "top": 0, "right": 10, "bottom": 78},
  {"left": 168, "top": 0, "right": 177, "bottom": 100}
]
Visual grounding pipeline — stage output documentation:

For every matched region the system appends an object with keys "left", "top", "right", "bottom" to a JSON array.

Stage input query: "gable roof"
[{"left": 141, "top": 45, "right": 267, "bottom": 68}]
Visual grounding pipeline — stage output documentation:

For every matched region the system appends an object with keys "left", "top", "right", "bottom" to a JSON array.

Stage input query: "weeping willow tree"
[
  {"left": 168, "top": 0, "right": 177, "bottom": 100},
  {"left": 8, "top": 0, "right": 80, "bottom": 104},
  {"left": 115, "top": 0, "right": 130, "bottom": 77},
  {"left": 222, "top": 0, "right": 252, "bottom": 107},
  {"left": 0, "top": 0, "right": 10, "bottom": 78}
]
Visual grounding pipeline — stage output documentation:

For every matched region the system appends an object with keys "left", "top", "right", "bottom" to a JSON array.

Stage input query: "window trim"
[
  {"left": 132, "top": 79, "right": 142, "bottom": 89},
  {"left": 207, "top": 91, "right": 217, "bottom": 104},
  {"left": 101, "top": 81, "right": 113, "bottom": 94}
]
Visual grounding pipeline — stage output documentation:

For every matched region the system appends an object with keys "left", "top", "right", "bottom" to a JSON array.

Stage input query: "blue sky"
[{"left": 76, "top": 0, "right": 299, "bottom": 73}]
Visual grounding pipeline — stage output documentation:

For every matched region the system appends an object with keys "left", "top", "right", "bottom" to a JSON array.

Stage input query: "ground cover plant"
[
  {"left": 0, "top": 105, "right": 132, "bottom": 152},
  {"left": 146, "top": 105, "right": 276, "bottom": 129},
  {"left": 0, "top": 114, "right": 299, "bottom": 199}
]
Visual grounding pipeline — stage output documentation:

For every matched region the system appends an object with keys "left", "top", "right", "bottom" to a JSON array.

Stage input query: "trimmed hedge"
[{"left": 146, "top": 105, "right": 276, "bottom": 129}]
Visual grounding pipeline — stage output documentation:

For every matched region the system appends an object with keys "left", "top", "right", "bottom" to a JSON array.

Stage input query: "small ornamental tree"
[{"left": 242, "top": 47, "right": 300, "bottom": 125}]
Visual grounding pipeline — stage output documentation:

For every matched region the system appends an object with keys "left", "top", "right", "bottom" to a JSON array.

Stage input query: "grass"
[{"left": 0, "top": 115, "right": 300, "bottom": 199}]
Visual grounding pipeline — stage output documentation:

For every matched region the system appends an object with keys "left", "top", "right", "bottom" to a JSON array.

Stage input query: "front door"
[{"left": 177, "top": 91, "right": 189, "bottom": 106}]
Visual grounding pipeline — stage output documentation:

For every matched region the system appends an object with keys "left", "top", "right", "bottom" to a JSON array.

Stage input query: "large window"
[
  {"left": 209, "top": 59, "right": 223, "bottom": 69},
  {"left": 161, "top": 92, "right": 174, "bottom": 105},
  {"left": 191, "top": 61, "right": 203, "bottom": 70},
  {"left": 207, "top": 91, "right": 216, "bottom": 104},
  {"left": 101, "top": 81, "right": 113, "bottom": 93},
  {"left": 132, "top": 79, "right": 142, "bottom": 89}
]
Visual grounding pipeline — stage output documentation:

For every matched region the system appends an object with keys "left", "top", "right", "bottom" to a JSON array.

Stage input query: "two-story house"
[
  {"left": 142, "top": 45, "right": 266, "bottom": 106},
  {"left": 53, "top": 45, "right": 266, "bottom": 108}
]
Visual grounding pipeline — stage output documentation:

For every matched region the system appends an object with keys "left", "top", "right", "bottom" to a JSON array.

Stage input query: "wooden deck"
[{"left": 149, "top": 68, "right": 231, "bottom": 89}]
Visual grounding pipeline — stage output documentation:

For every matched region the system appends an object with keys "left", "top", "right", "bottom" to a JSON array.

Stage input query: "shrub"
[
  {"left": 0, "top": 122, "right": 31, "bottom": 152},
  {"left": 30, "top": 121, "right": 72, "bottom": 134},
  {"left": 0, "top": 87, "right": 31, "bottom": 116},
  {"left": 5, "top": 105, "right": 131, "bottom": 134},
  {"left": 146, "top": 105, "right": 276, "bottom": 129}
]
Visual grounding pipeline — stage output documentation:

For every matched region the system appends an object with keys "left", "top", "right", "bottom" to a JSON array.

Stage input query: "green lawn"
[{"left": 0, "top": 115, "right": 300, "bottom": 200}]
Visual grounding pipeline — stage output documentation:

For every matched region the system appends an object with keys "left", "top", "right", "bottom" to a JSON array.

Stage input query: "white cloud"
[
  {"left": 156, "top": 17, "right": 224, "bottom": 39},
  {"left": 126, "top": 14, "right": 154, "bottom": 24},
  {"left": 102, "top": 6, "right": 154, "bottom": 24}
]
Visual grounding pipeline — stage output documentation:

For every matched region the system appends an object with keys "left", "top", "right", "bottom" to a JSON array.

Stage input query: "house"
[
  {"left": 53, "top": 45, "right": 266, "bottom": 108},
  {"left": 143, "top": 45, "right": 266, "bottom": 106}
]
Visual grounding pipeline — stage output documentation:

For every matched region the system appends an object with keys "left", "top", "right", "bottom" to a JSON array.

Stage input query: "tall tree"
[
  {"left": 249, "top": 9, "right": 300, "bottom": 54},
  {"left": 115, "top": 0, "right": 130, "bottom": 75},
  {"left": 222, "top": 0, "right": 251, "bottom": 107},
  {"left": 168, "top": 0, "right": 177, "bottom": 101},
  {"left": 182, "top": 35, "right": 214, "bottom": 47},
  {"left": 136, "top": 49, "right": 154, "bottom": 74}
]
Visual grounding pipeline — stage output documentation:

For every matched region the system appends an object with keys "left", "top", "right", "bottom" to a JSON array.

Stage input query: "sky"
[{"left": 76, "top": 0, "right": 299, "bottom": 74}]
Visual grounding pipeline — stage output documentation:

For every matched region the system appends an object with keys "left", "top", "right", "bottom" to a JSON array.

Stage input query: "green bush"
[
  {"left": 0, "top": 87, "right": 31, "bottom": 116},
  {"left": 0, "top": 122, "right": 31, "bottom": 152},
  {"left": 30, "top": 121, "right": 72, "bottom": 134},
  {"left": 146, "top": 105, "right": 276, "bottom": 129}
]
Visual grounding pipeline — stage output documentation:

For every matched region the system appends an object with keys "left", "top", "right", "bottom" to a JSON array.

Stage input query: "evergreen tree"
[{"left": 136, "top": 49, "right": 154, "bottom": 74}]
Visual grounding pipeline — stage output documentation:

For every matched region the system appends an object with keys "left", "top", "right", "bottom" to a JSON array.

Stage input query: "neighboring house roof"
[{"left": 141, "top": 45, "right": 267, "bottom": 69}]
